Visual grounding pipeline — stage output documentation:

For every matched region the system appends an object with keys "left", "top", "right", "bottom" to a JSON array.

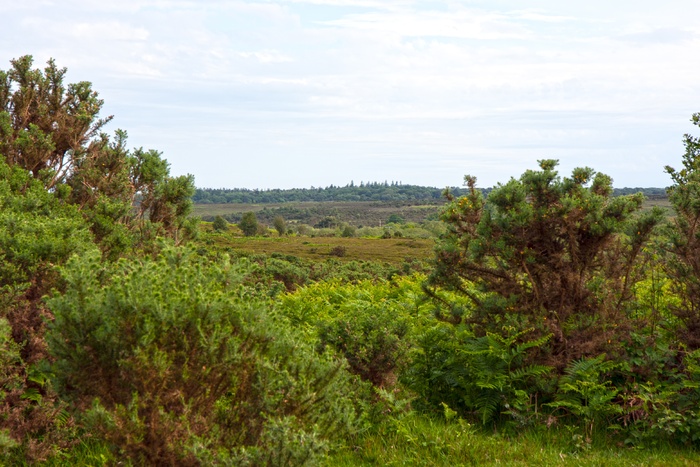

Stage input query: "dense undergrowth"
[{"left": 4, "top": 55, "right": 700, "bottom": 465}]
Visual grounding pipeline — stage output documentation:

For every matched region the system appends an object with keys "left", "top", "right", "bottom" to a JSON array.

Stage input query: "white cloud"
[
  {"left": 237, "top": 50, "right": 294, "bottom": 63},
  {"left": 2, "top": 0, "right": 700, "bottom": 188}
]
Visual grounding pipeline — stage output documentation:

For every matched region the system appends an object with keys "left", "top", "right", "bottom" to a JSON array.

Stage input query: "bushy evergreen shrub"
[
  {"left": 428, "top": 160, "right": 663, "bottom": 367},
  {"left": 0, "top": 160, "right": 93, "bottom": 462},
  {"left": 47, "top": 247, "right": 362, "bottom": 465}
]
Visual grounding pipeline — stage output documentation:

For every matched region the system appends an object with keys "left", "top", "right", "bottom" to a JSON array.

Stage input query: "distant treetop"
[{"left": 192, "top": 182, "right": 667, "bottom": 204}]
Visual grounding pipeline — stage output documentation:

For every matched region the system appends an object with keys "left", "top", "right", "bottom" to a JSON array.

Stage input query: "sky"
[{"left": 2, "top": 1, "right": 700, "bottom": 189}]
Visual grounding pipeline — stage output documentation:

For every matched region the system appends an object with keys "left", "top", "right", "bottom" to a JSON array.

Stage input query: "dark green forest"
[
  {"left": 193, "top": 183, "right": 668, "bottom": 204},
  {"left": 4, "top": 55, "right": 700, "bottom": 466}
]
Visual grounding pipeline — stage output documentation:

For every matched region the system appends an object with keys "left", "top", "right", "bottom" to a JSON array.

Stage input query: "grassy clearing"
[
  {"left": 206, "top": 234, "right": 435, "bottom": 264},
  {"left": 326, "top": 413, "right": 700, "bottom": 467},
  {"left": 193, "top": 200, "right": 443, "bottom": 226},
  {"left": 642, "top": 197, "right": 673, "bottom": 215}
]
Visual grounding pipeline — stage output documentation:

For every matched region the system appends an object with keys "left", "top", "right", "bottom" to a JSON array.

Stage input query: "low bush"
[
  {"left": 46, "top": 247, "right": 363, "bottom": 465},
  {"left": 280, "top": 276, "right": 431, "bottom": 388}
]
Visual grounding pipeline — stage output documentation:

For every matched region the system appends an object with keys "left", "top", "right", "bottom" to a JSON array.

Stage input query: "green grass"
[
  {"left": 325, "top": 413, "right": 700, "bottom": 466},
  {"left": 206, "top": 233, "right": 435, "bottom": 264},
  {"left": 28, "top": 412, "right": 700, "bottom": 466},
  {"left": 35, "top": 413, "right": 700, "bottom": 466},
  {"left": 641, "top": 197, "right": 673, "bottom": 216}
]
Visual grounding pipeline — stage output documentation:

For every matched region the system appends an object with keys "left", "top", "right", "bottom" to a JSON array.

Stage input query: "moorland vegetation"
[{"left": 3, "top": 55, "right": 700, "bottom": 466}]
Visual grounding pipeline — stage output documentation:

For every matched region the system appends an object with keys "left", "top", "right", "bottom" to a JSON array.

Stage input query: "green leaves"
[
  {"left": 405, "top": 324, "right": 552, "bottom": 427},
  {"left": 47, "top": 246, "right": 362, "bottom": 464},
  {"left": 239, "top": 211, "right": 259, "bottom": 237},
  {"left": 546, "top": 355, "right": 623, "bottom": 438},
  {"left": 662, "top": 112, "right": 700, "bottom": 350},
  {"left": 429, "top": 159, "right": 660, "bottom": 364},
  {"left": 280, "top": 275, "right": 430, "bottom": 387}
]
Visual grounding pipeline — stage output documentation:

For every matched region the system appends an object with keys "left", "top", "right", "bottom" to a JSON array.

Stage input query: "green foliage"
[
  {"left": 0, "top": 160, "right": 93, "bottom": 296},
  {"left": 194, "top": 200, "right": 449, "bottom": 237},
  {"left": 193, "top": 182, "right": 668, "bottom": 205},
  {"left": 0, "top": 318, "right": 21, "bottom": 453},
  {"left": 429, "top": 160, "right": 663, "bottom": 365},
  {"left": 281, "top": 276, "right": 431, "bottom": 388},
  {"left": 341, "top": 224, "right": 356, "bottom": 237},
  {"left": 193, "top": 182, "right": 470, "bottom": 204},
  {"left": 47, "top": 247, "right": 362, "bottom": 465},
  {"left": 618, "top": 346, "right": 700, "bottom": 448},
  {"left": 130, "top": 148, "right": 196, "bottom": 236},
  {"left": 0, "top": 56, "right": 197, "bottom": 255},
  {"left": 0, "top": 316, "right": 76, "bottom": 464},
  {"left": 663, "top": 112, "right": 700, "bottom": 349},
  {"left": 212, "top": 214, "right": 228, "bottom": 231},
  {"left": 0, "top": 56, "right": 111, "bottom": 187},
  {"left": 239, "top": 211, "right": 259, "bottom": 237},
  {"left": 325, "top": 411, "right": 700, "bottom": 467},
  {"left": 0, "top": 160, "right": 92, "bottom": 462},
  {"left": 405, "top": 324, "right": 552, "bottom": 427},
  {"left": 546, "top": 355, "right": 623, "bottom": 440},
  {"left": 273, "top": 215, "right": 286, "bottom": 236},
  {"left": 387, "top": 213, "right": 405, "bottom": 224}
]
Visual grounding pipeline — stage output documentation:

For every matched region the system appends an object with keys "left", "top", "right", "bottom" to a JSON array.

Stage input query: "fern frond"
[{"left": 510, "top": 364, "right": 552, "bottom": 381}]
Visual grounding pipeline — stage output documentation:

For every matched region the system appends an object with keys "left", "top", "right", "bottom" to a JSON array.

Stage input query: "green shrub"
[
  {"left": 546, "top": 355, "right": 623, "bottom": 440},
  {"left": 663, "top": 113, "right": 700, "bottom": 349},
  {"left": 0, "top": 161, "right": 92, "bottom": 462},
  {"left": 428, "top": 160, "right": 663, "bottom": 366},
  {"left": 405, "top": 325, "right": 552, "bottom": 427},
  {"left": 238, "top": 211, "right": 258, "bottom": 236},
  {"left": 47, "top": 247, "right": 362, "bottom": 465},
  {"left": 329, "top": 245, "right": 347, "bottom": 257},
  {"left": 212, "top": 215, "right": 228, "bottom": 231},
  {"left": 620, "top": 347, "right": 700, "bottom": 447},
  {"left": 281, "top": 276, "right": 431, "bottom": 388},
  {"left": 341, "top": 225, "right": 356, "bottom": 238}
]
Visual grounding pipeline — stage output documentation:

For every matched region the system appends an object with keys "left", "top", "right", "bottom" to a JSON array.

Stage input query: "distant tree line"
[
  {"left": 193, "top": 182, "right": 667, "bottom": 204},
  {"left": 193, "top": 182, "right": 471, "bottom": 203}
]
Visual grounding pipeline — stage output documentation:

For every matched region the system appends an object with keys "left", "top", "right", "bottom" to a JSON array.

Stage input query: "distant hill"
[{"left": 192, "top": 183, "right": 668, "bottom": 204}]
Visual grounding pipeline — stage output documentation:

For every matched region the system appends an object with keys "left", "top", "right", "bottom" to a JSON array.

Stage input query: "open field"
[
  {"left": 193, "top": 200, "right": 442, "bottom": 226},
  {"left": 197, "top": 196, "right": 672, "bottom": 264},
  {"left": 642, "top": 196, "right": 672, "bottom": 213},
  {"left": 205, "top": 233, "right": 435, "bottom": 264},
  {"left": 193, "top": 196, "right": 673, "bottom": 228}
]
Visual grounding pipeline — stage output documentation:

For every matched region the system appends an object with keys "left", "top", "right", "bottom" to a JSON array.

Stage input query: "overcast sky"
[{"left": 2, "top": 1, "right": 700, "bottom": 189}]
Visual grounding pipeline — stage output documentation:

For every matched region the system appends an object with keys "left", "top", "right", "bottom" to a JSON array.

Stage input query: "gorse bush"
[
  {"left": 0, "top": 160, "right": 92, "bottom": 462},
  {"left": 663, "top": 113, "right": 700, "bottom": 349},
  {"left": 428, "top": 160, "right": 664, "bottom": 367},
  {"left": 47, "top": 247, "right": 362, "bottom": 465},
  {"left": 1, "top": 56, "right": 197, "bottom": 258}
]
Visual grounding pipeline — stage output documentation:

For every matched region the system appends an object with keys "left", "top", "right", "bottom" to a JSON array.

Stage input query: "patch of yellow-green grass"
[
  {"left": 642, "top": 197, "right": 673, "bottom": 216},
  {"left": 193, "top": 202, "right": 290, "bottom": 217},
  {"left": 326, "top": 413, "right": 700, "bottom": 467},
  {"left": 209, "top": 235, "right": 435, "bottom": 264}
]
